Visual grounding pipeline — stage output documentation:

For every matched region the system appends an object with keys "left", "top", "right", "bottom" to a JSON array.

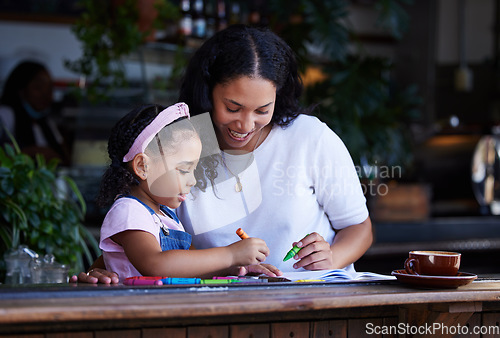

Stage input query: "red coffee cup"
[{"left": 404, "top": 250, "right": 461, "bottom": 276}]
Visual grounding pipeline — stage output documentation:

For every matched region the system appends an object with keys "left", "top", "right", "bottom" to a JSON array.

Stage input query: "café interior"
[{"left": 1, "top": 0, "right": 500, "bottom": 337}]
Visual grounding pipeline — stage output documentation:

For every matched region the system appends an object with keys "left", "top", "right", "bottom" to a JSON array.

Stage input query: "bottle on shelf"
[
  {"left": 229, "top": 2, "right": 240, "bottom": 26},
  {"left": 178, "top": 0, "right": 193, "bottom": 39},
  {"left": 192, "top": 0, "right": 207, "bottom": 39},
  {"left": 216, "top": 0, "right": 228, "bottom": 31},
  {"left": 205, "top": 0, "right": 217, "bottom": 38}
]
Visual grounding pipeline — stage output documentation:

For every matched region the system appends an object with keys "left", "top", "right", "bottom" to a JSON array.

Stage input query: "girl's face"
[
  {"left": 147, "top": 135, "right": 202, "bottom": 209},
  {"left": 212, "top": 76, "right": 276, "bottom": 152}
]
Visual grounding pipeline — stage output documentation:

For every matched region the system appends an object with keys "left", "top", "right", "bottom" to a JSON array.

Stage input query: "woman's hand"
[
  {"left": 289, "top": 233, "right": 335, "bottom": 270},
  {"left": 291, "top": 219, "right": 373, "bottom": 270},
  {"left": 228, "top": 238, "right": 270, "bottom": 266},
  {"left": 69, "top": 268, "right": 120, "bottom": 284},
  {"left": 237, "top": 263, "right": 282, "bottom": 277}
]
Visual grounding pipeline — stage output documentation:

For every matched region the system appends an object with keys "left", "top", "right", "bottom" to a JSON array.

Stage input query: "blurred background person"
[{"left": 0, "top": 60, "right": 70, "bottom": 165}]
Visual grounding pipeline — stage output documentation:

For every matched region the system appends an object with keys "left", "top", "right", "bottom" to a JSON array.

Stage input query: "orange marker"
[{"left": 236, "top": 228, "right": 249, "bottom": 239}]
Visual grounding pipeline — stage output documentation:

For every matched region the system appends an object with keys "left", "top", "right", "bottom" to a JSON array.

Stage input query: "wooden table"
[{"left": 1, "top": 279, "right": 500, "bottom": 338}]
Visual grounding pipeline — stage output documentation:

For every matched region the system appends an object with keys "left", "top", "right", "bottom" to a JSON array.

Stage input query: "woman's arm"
[
  {"left": 329, "top": 217, "right": 373, "bottom": 268},
  {"left": 290, "top": 216, "right": 373, "bottom": 270}
]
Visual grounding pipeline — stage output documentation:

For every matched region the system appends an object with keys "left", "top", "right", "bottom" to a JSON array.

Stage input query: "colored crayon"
[
  {"left": 127, "top": 276, "right": 166, "bottom": 280},
  {"left": 200, "top": 279, "right": 235, "bottom": 284},
  {"left": 236, "top": 279, "right": 268, "bottom": 283},
  {"left": 283, "top": 234, "right": 311, "bottom": 262},
  {"left": 124, "top": 278, "right": 163, "bottom": 286},
  {"left": 159, "top": 278, "right": 201, "bottom": 285},
  {"left": 236, "top": 228, "right": 249, "bottom": 239},
  {"left": 283, "top": 245, "right": 301, "bottom": 261}
]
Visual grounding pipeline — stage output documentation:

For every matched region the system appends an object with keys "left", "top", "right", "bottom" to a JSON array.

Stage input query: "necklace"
[
  {"left": 221, "top": 129, "right": 263, "bottom": 193},
  {"left": 154, "top": 209, "right": 170, "bottom": 236}
]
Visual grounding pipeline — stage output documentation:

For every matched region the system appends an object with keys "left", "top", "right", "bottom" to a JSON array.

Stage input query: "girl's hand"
[
  {"left": 289, "top": 232, "right": 335, "bottom": 270},
  {"left": 237, "top": 263, "right": 282, "bottom": 277},
  {"left": 69, "top": 268, "right": 120, "bottom": 284},
  {"left": 229, "top": 238, "right": 270, "bottom": 266}
]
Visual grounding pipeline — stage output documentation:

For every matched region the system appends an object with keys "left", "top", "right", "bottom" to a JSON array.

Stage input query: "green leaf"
[
  {"left": 63, "top": 176, "right": 87, "bottom": 216},
  {"left": 0, "top": 199, "right": 27, "bottom": 228},
  {"left": 4, "top": 144, "right": 16, "bottom": 158},
  {"left": 0, "top": 148, "right": 13, "bottom": 167},
  {"left": 3, "top": 127, "right": 21, "bottom": 154},
  {"left": 30, "top": 213, "right": 41, "bottom": 229},
  {"left": 0, "top": 177, "right": 14, "bottom": 196},
  {"left": 0, "top": 223, "right": 12, "bottom": 248}
]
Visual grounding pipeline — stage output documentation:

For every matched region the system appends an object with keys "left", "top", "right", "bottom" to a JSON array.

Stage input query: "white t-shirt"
[
  {"left": 0, "top": 105, "right": 63, "bottom": 146},
  {"left": 100, "top": 197, "right": 185, "bottom": 279},
  {"left": 0, "top": 106, "right": 15, "bottom": 134},
  {"left": 177, "top": 115, "right": 368, "bottom": 272}
]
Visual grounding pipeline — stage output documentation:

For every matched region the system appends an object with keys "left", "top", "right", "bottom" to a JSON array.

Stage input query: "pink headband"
[{"left": 123, "top": 102, "right": 190, "bottom": 162}]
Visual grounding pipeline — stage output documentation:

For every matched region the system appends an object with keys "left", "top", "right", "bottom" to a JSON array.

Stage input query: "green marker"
[{"left": 283, "top": 234, "right": 311, "bottom": 262}]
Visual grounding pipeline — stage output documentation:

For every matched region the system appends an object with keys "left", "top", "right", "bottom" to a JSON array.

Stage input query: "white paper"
[{"left": 281, "top": 269, "right": 396, "bottom": 282}]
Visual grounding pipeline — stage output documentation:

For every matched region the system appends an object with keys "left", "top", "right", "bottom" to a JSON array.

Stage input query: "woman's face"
[
  {"left": 212, "top": 76, "right": 276, "bottom": 152},
  {"left": 20, "top": 69, "right": 53, "bottom": 112}
]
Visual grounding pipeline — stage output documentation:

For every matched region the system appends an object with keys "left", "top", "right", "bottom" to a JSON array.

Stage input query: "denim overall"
[{"left": 121, "top": 195, "right": 191, "bottom": 251}]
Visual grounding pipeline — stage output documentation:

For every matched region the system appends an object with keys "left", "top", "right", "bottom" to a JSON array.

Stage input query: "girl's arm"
[
  {"left": 288, "top": 217, "right": 373, "bottom": 270},
  {"left": 113, "top": 230, "right": 270, "bottom": 278}
]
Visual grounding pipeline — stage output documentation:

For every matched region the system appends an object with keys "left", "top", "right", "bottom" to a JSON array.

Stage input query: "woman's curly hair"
[{"left": 179, "top": 24, "right": 309, "bottom": 127}]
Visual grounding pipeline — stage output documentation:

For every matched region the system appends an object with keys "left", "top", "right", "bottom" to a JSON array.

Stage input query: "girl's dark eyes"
[
  {"left": 178, "top": 169, "right": 190, "bottom": 175},
  {"left": 226, "top": 107, "right": 239, "bottom": 113}
]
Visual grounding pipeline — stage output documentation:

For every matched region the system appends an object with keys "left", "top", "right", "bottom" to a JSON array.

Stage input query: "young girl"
[{"left": 96, "top": 103, "right": 275, "bottom": 281}]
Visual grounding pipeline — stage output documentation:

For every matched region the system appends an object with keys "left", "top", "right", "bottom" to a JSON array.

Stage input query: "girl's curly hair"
[
  {"left": 96, "top": 104, "right": 161, "bottom": 208},
  {"left": 96, "top": 104, "right": 217, "bottom": 208}
]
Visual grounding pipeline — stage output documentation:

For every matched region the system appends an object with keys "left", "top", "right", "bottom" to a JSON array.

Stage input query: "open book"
[{"left": 281, "top": 269, "right": 396, "bottom": 282}]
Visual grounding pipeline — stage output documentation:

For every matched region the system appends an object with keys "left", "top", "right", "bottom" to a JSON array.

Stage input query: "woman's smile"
[{"left": 228, "top": 128, "right": 255, "bottom": 141}]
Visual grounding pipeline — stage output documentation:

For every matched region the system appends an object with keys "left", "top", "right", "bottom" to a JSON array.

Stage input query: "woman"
[
  {"left": 0, "top": 60, "right": 69, "bottom": 165},
  {"left": 74, "top": 25, "right": 372, "bottom": 284}
]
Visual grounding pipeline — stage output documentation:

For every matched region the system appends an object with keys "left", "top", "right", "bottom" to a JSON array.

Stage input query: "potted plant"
[
  {"left": 0, "top": 133, "right": 99, "bottom": 278},
  {"left": 304, "top": 55, "right": 421, "bottom": 171},
  {"left": 268, "top": 0, "right": 421, "bottom": 170},
  {"left": 64, "top": 0, "right": 179, "bottom": 103}
]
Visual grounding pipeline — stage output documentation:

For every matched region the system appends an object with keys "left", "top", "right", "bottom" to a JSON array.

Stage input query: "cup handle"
[{"left": 404, "top": 258, "right": 419, "bottom": 275}]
